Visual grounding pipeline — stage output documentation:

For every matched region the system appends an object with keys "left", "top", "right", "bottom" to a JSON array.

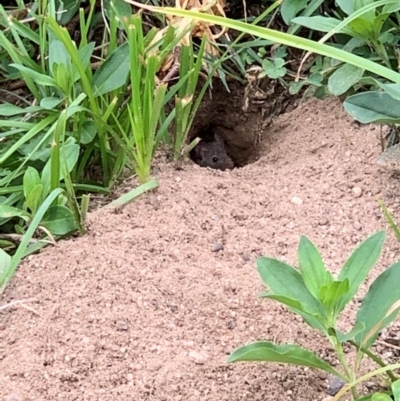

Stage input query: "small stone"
[
  {"left": 188, "top": 350, "right": 208, "bottom": 365},
  {"left": 291, "top": 196, "right": 303, "bottom": 205},
  {"left": 211, "top": 242, "right": 224, "bottom": 252},
  {"left": 127, "top": 373, "right": 134, "bottom": 381},
  {"left": 227, "top": 320, "right": 236, "bottom": 330},
  {"left": 327, "top": 376, "right": 345, "bottom": 396},
  {"left": 352, "top": 186, "right": 362, "bottom": 197},
  {"left": 319, "top": 218, "right": 329, "bottom": 226},
  {"left": 116, "top": 320, "right": 129, "bottom": 331}
]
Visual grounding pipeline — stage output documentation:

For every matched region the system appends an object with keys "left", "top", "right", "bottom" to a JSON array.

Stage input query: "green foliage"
[
  {"left": 228, "top": 232, "right": 400, "bottom": 400},
  {"left": 378, "top": 200, "right": 400, "bottom": 242}
]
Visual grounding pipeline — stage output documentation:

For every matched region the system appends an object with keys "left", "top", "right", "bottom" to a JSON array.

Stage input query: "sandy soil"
[{"left": 1, "top": 97, "right": 400, "bottom": 401}]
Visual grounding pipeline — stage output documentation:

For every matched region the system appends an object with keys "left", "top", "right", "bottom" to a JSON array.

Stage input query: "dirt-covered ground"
[{"left": 1, "top": 96, "right": 400, "bottom": 401}]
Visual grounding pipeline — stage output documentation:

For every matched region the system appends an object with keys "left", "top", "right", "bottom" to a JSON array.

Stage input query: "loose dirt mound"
[{"left": 1, "top": 98, "right": 400, "bottom": 401}]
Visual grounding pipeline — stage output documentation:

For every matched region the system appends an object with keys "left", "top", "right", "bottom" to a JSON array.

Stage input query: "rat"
[{"left": 191, "top": 134, "right": 234, "bottom": 171}]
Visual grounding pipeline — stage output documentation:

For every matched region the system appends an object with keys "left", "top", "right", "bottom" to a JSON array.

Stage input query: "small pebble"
[
  {"left": 291, "top": 196, "right": 303, "bottom": 205},
  {"left": 116, "top": 320, "right": 129, "bottom": 331},
  {"left": 327, "top": 375, "right": 345, "bottom": 396},
  {"left": 211, "top": 242, "right": 224, "bottom": 252},
  {"left": 188, "top": 350, "right": 208, "bottom": 365},
  {"left": 352, "top": 186, "right": 362, "bottom": 197}
]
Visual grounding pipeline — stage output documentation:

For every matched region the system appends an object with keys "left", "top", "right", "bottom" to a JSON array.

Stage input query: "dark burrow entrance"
[{"left": 188, "top": 79, "right": 294, "bottom": 170}]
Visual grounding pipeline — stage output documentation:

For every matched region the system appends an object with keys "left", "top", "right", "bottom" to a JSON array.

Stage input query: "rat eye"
[{"left": 212, "top": 156, "right": 219, "bottom": 163}]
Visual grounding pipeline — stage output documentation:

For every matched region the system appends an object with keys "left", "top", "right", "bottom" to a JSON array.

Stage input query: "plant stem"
[
  {"left": 348, "top": 340, "right": 397, "bottom": 382},
  {"left": 333, "top": 338, "right": 360, "bottom": 400}
]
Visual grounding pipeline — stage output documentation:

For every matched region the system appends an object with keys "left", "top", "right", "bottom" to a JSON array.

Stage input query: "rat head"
[{"left": 192, "top": 134, "right": 234, "bottom": 171}]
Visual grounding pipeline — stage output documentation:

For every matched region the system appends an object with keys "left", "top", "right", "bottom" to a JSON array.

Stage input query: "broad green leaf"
[
  {"left": 392, "top": 379, "right": 400, "bottom": 400},
  {"left": 372, "top": 393, "right": 394, "bottom": 401},
  {"left": 337, "top": 231, "right": 385, "bottom": 312},
  {"left": 336, "top": 0, "right": 354, "bottom": 15},
  {"left": 257, "top": 257, "right": 326, "bottom": 319},
  {"left": 382, "top": 4, "right": 400, "bottom": 13},
  {"left": 0, "top": 104, "right": 42, "bottom": 116},
  {"left": 261, "top": 58, "right": 286, "bottom": 79},
  {"left": 55, "top": 0, "right": 82, "bottom": 25},
  {"left": 41, "top": 205, "right": 77, "bottom": 235},
  {"left": 23, "top": 166, "right": 41, "bottom": 199},
  {"left": 0, "top": 248, "right": 11, "bottom": 279},
  {"left": 10, "top": 64, "right": 57, "bottom": 87},
  {"left": 298, "top": 235, "right": 333, "bottom": 299},
  {"left": 347, "top": 18, "right": 374, "bottom": 40},
  {"left": 228, "top": 341, "right": 342, "bottom": 377},
  {"left": 355, "top": 262, "right": 400, "bottom": 348},
  {"left": 378, "top": 83, "right": 400, "bottom": 101},
  {"left": 73, "top": 43, "right": 95, "bottom": 82},
  {"left": 281, "top": 0, "right": 308, "bottom": 24},
  {"left": 0, "top": 188, "right": 64, "bottom": 292},
  {"left": 40, "top": 97, "right": 64, "bottom": 110},
  {"left": 104, "top": 0, "right": 132, "bottom": 23},
  {"left": 80, "top": 121, "right": 97, "bottom": 144},
  {"left": 319, "top": 279, "right": 349, "bottom": 319},
  {"left": 344, "top": 92, "right": 400, "bottom": 123},
  {"left": 25, "top": 185, "right": 44, "bottom": 216},
  {"left": 53, "top": 63, "right": 71, "bottom": 94},
  {"left": 335, "top": 322, "right": 365, "bottom": 343},
  {"left": 291, "top": 16, "right": 354, "bottom": 35},
  {"left": 260, "top": 293, "right": 328, "bottom": 333},
  {"left": 328, "top": 64, "right": 364, "bottom": 96},
  {"left": 49, "top": 39, "right": 71, "bottom": 72},
  {"left": 92, "top": 42, "right": 130, "bottom": 96},
  {"left": 0, "top": 205, "right": 30, "bottom": 220}
]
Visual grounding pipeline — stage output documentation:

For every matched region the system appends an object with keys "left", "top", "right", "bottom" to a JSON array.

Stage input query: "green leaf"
[
  {"left": 382, "top": 4, "right": 400, "bottom": 13},
  {"left": 337, "top": 231, "right": 385, "bottom": 312},
  {"left": 10, "top": 64, "right": 57, "bottom": 87},
  {"left": 41, "top": 205, "right": 77, "bottom": 235},
  {"left": 49, "top": 39, "right": 71, "bottom": 72},
  {"left": 0, "top": 104, "right": 42, "bottom": 116},
  {"left": 335, "top": 321, "right": 365, "bottom": 343},
  {"left": 291, "top": 16, "right": 354, "bottom": 35},
  {"left": 0, "top": 205, "right": 30, "bottom": 220},
  {"left": 261, "top": 60, "right": 286, "bottom": 79},
  {"left": 392, "top": 380, "right": 400, "bottom": 401},
  {"left": 298, "top": 235, "right": 333, "bottom": 299},
  {"left": 260, "top": 293, "right": 327, "bottom": 332},
  {"left": 0, "top": 188, "right": 64, "bottom": 292},
  {"left": 25, "top": 185, "right": 44, "bottom": 216},
  {"left": 336, "top": 0, "right": 354, "bottom": 15},
  {"left": 104, "top": 0, "right": 132, "bottom": 23},
  {"left": 0, "top": 248, "right": 11, "bottom": 279},
  {"left": 281, "top": 0, "right": 308, "bottom": 24},
  {"left": 257, "top": 257, "right": 326, "bottom": 319},
  {"left": 372, "top": 393, "right": 394, "bottom": 401},
  {"left": 378, "top": 199, "right": 400, "bottom": 242},
  {"left": 355, "top": 261, "right": 400, "bottom": 348},
  {"left": 40, "top": 97, "right": 64, "bottom": 110},
  {"left": 55, "top": 0, "right": 82, "bottom": 25},
  {"left": 80, "top": 121, "right": 97, "bottom": 144},
  {"left": 92, "top": 42, "right": 130, "bottom": 96},
  {"left": 319, "top": 279, "right": 349, "bottom": 319},
  {"left": 228, "top": 341, "right": 342, "bottom": 377},
  {"left": 378, "top": 83, "right": 400, "bottom": 101},
  {"left": 328, "top": 64, "right": 364, "bottom": 96},
  {"left": 344, "top": 92, "right": 400, "bottom": 124},
  {"left": 23, "top": 166, "right": 41, "bottom": 199}
]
